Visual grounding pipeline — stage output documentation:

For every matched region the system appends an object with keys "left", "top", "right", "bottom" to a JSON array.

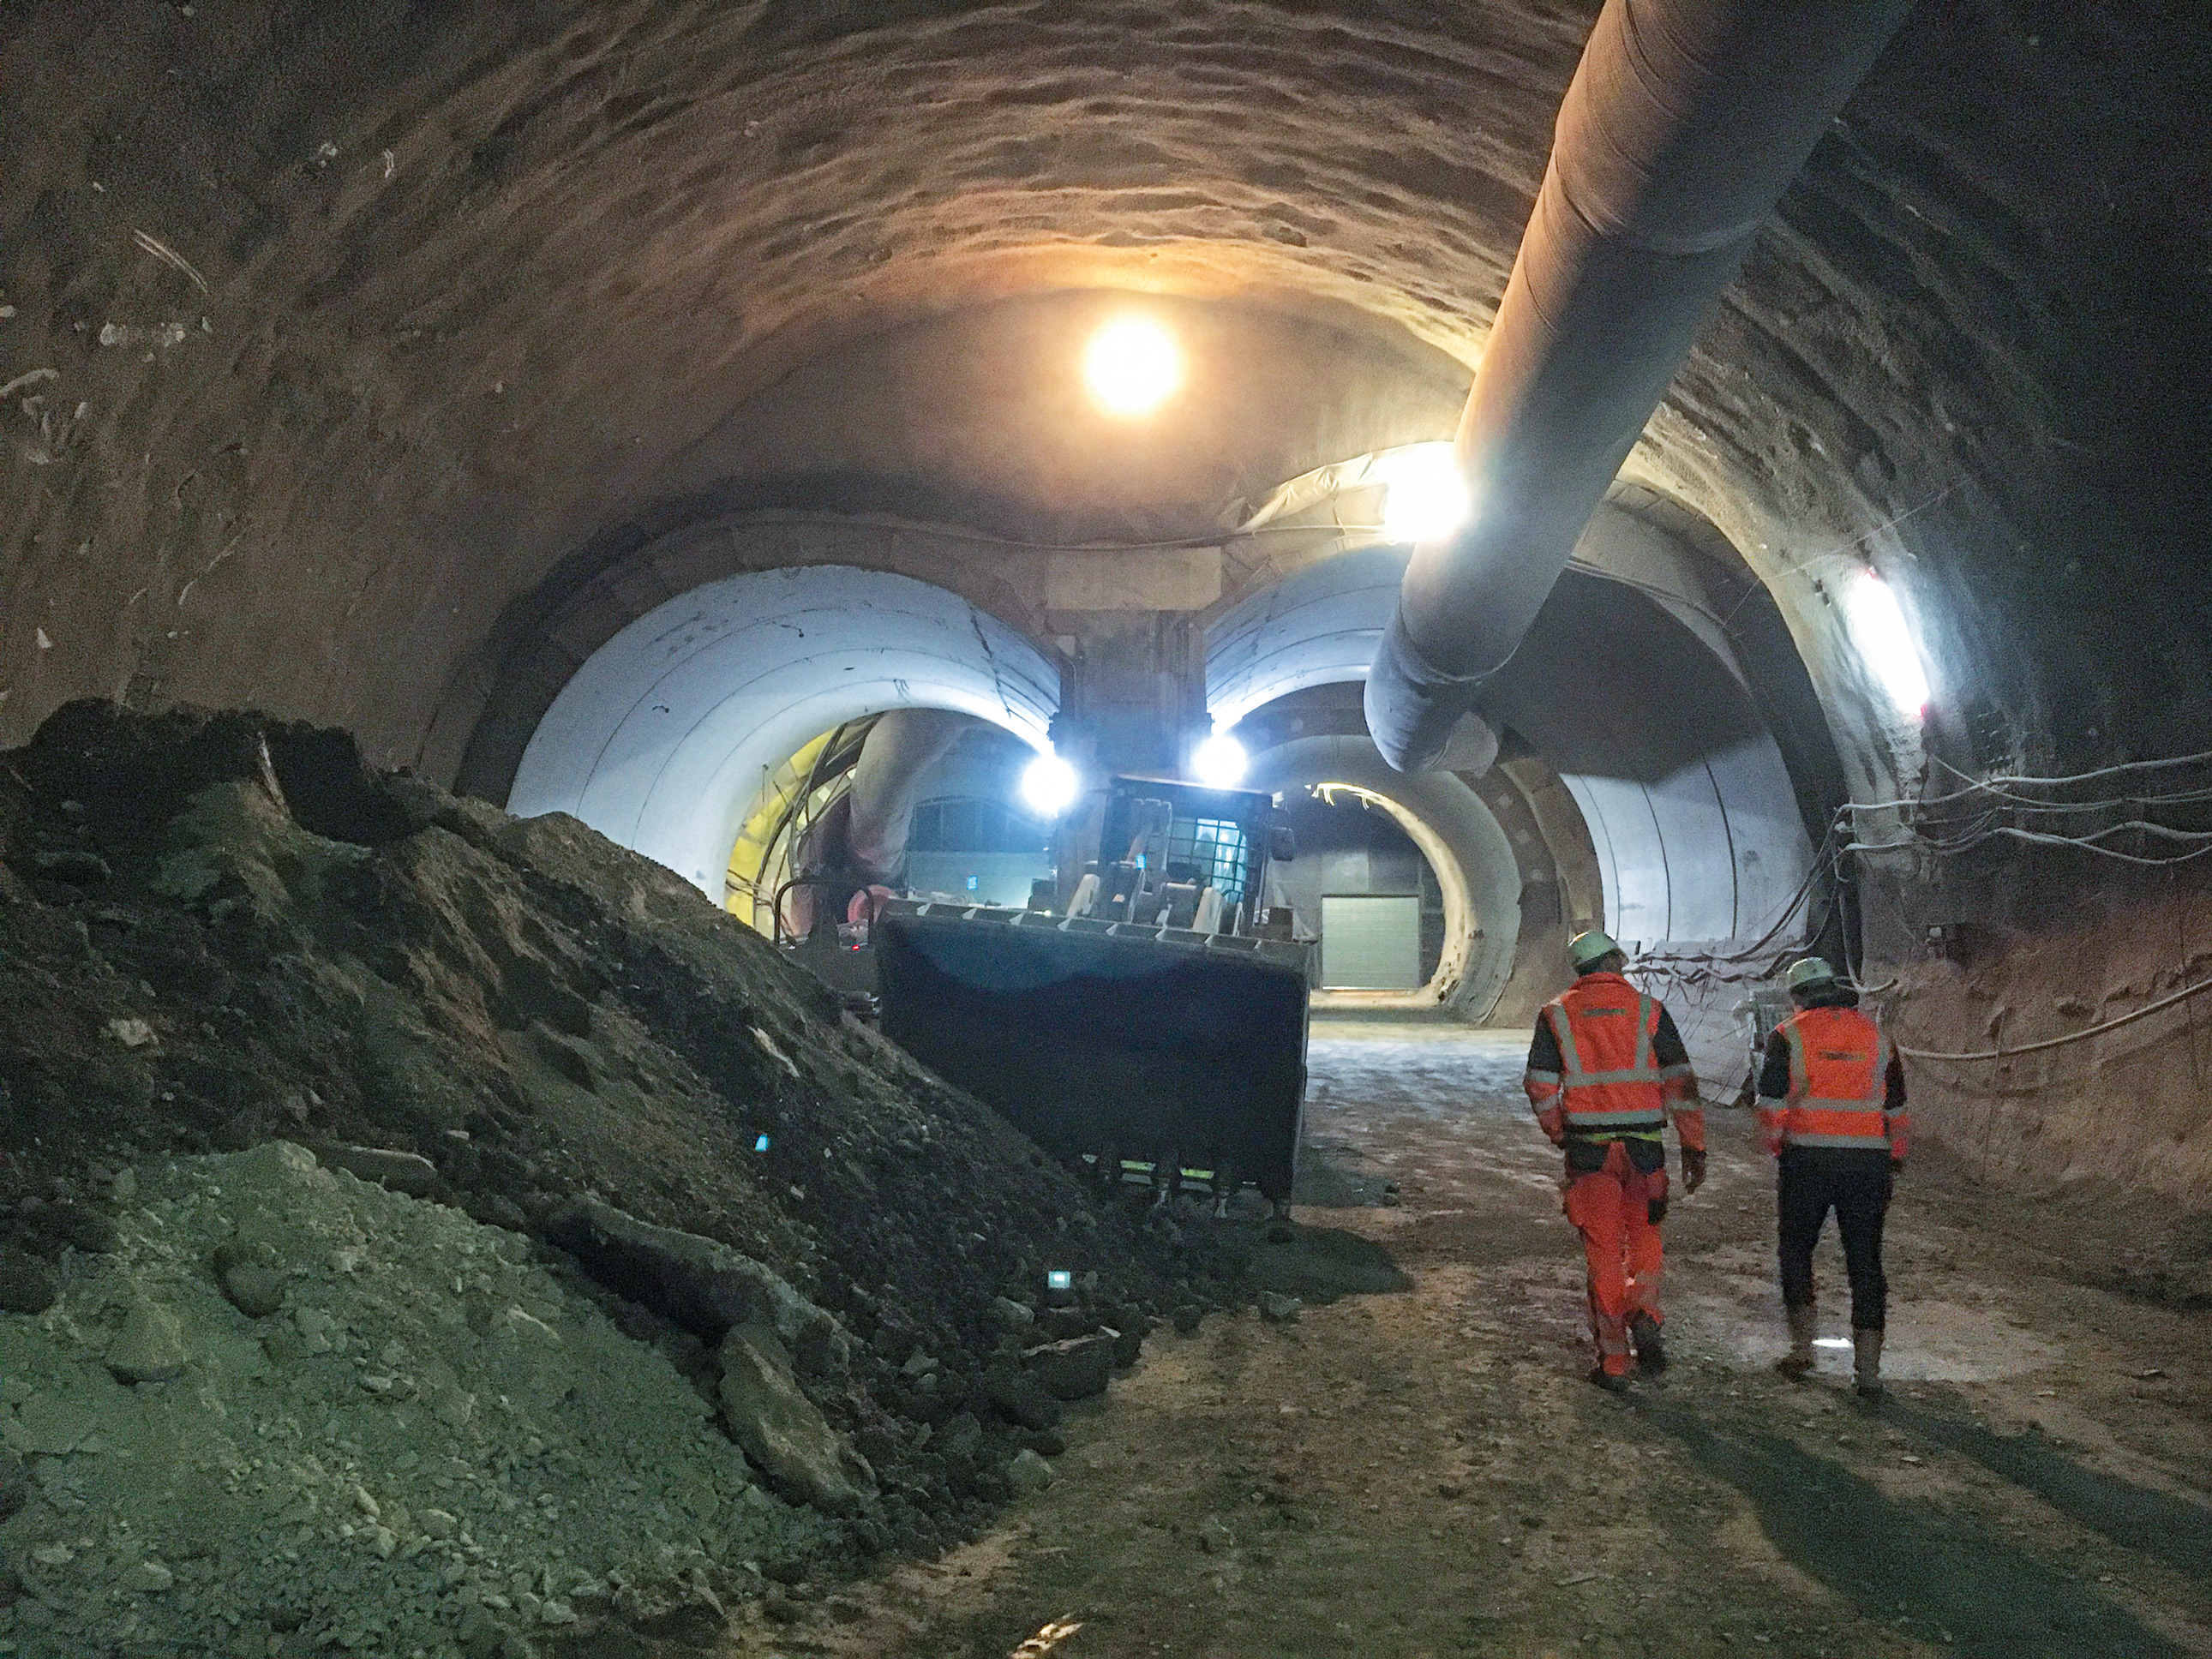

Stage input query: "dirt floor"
[{"left": 731, "top": 1021, "right": 2212, "bottom": 1659}]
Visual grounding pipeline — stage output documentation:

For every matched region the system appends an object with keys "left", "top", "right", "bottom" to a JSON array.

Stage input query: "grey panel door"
[{"left": 1320, "top": 894, "right": 1422, "bottom": 990}]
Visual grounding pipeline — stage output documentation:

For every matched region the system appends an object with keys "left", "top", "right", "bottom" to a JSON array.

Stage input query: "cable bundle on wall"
[{"left": 1844, "top": 748, "right": 2212, "bottom": 868}]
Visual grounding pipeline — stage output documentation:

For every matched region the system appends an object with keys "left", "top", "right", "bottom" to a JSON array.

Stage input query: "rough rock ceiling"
[{"left": 1, "top": 0, "right": 2206, "bottom": 783}]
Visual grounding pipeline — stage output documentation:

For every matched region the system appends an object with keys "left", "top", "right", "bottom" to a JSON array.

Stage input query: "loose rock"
[
  {"left": 1258, "top": 1291, "right": 1303, "bottom": 1324},
  {"left": 310, "top": 1141, "right": 441, "bottom": 1197},
  {"left": 0, "top": 1247, "right": 57, "bottom": 1315},
  {"left": 982, "top": 1364, "right": 1063, "bottom": 1430},
  {"left": 716, "top": 1321, "right": 878, "bottom": 1515},
  {"left": 1025, "top": 1333, "right": 1115, "bottom": 1400},
  {"left": 106, "top": 1297, "right": 189, "bottom": 1381},
  {"left": 212, "top": 1241, "right": 287, "bottom": 1318},
  {"left": 1007, "top": 1447, "right": 1057, "bottom": 1494},
  {"left": 0, "top": 1445, "right": 28, "bottom": 1522}
]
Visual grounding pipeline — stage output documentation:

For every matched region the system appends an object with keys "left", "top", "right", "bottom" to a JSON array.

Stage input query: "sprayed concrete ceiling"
[{"left": 1, "top": 0, "right": 2207, "bottom": 800}]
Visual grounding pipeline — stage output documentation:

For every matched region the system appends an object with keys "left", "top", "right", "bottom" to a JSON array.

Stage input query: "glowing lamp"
[
  {"left": 1373, "top": 441, "right": 1472, "bottom": 543},
  {"left": 1021, "top": 752, "right": 1081, "bottom": 816},
  {"left": 1844, "top": 571, "right": 1929, "bottom": 717},
  {"left": 1082, "top": 316, "right": 1183, "bottom": 417},
  {"left": 1191, "top": 732, "right": 1248, "bottom": 788}
]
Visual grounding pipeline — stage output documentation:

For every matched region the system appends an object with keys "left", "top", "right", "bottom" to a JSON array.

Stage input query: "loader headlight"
[
  {"left": 1021, "top": 752, "right": 1080, "bottom": 816},
  {"left": 1191, "top": 733, "right": 1247, "bottom": 788}
]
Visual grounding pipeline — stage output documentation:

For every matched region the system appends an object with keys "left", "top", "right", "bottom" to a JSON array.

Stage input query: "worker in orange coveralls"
[{"left": 1524, "top": 929, "right": 1707, "bottom": 1389}]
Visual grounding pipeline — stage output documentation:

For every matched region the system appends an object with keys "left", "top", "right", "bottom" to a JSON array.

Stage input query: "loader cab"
[{"left": 1078, "top": 775, "right": 1291, "bottom": 933}]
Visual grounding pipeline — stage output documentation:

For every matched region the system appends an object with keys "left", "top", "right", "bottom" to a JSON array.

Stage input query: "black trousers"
[{"left": 1777, "top": 1147, "right": 1891, "bottom": 1331}]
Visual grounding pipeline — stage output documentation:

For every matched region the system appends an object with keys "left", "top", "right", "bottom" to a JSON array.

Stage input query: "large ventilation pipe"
[
  {"left": 842, "top": 708, "right": 974, "bottom": 883},
  {"left": 1365, "top": 0, "right": 1915, "bottom": 771}
]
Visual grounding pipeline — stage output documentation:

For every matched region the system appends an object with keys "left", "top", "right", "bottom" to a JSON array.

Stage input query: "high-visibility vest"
[
  {"left": 1775, "top": 1005, "right": 1894, "bottom": 1149},
  {"left": 1531, "top": 979, "right": 1680, "bottom": 1140}
]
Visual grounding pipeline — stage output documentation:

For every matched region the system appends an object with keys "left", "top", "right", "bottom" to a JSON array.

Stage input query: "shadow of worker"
[
  {"left": 1879, "top": 1395, "right": 2212, "bottom": 1583},
  {"left": 1629, "top": 1396, "right": 2188, "bottom": 1659}
]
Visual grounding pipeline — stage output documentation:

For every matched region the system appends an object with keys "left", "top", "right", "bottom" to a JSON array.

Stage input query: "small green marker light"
[
  {"left": 1046, "top": 1269, "right": 1072, "bottom": 1292},
  {"left": 754, "top": 1134, "right": 771, "bottom": 1153}
]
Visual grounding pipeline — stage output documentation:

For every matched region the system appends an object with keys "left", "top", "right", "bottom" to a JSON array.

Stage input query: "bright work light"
[
  {"left": 1191, "top": 732, "right": 1248, "bottom": 788},
  {"left": 1021, "top": 752, "right": 1080, "bottom": 816},
  {"left": 1844, "top": 570, "right": 1929, "bottom": 717},
  {"left": 1082, "top": 315, "right": 1183, "bottom": 417},
  {"left": 1374, "top": 442, "right": 1472, "bottom": 543}
]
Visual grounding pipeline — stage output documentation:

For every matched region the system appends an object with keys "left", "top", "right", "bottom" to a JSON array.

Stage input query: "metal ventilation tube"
[{"left": 1365, "top": 0, "right": 1915, "bottom": 771}]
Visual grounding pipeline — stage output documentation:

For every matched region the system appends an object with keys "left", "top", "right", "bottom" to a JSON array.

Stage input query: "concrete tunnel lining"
[
  {"left": 1207, "top": 529, "right": 1819, "bottom": 961},
  {"left": 507, "top": 565, "right": 1057, "bottom": 895},
  {"left": 1245, "top": 734, "right": 1523, "bottom": 1019}
]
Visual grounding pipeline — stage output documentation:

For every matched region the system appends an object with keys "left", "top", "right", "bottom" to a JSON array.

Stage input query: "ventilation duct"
[{"left": 1365, "top": 0, "right": 1913, "bottom": 770}]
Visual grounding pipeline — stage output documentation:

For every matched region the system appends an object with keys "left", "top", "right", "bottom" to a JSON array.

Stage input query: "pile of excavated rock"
[
  {"left": 0, "top": 704, "right": 1247, "bottom": 1654},
  {"left": 2, "top": 1141, "right": 845, "bottom": 1657}
]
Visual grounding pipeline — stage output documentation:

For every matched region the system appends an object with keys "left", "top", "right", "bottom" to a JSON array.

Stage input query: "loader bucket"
[{"left": 873, "top": 901, "right": 1313, "bottom": 1202}]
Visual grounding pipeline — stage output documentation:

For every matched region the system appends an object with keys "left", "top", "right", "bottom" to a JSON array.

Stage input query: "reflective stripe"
[
  {"left": 1754, "top": 1095, "right": 1787, "bottom": 1113},
  {"left": 1550, "top": 1003, "right": 1584, "bottom": 1077},
  {"left": 1564, "top": 1067, "right": 1667, "bottom": 1085},
  {"left": 1784, "top": 1133, "right": 1896, "bottom": 1149},
  {"left": 1525, "top": 1069, "right": 1562, "bottom": 1086},
  {"left": 1800, "top": 1096, "right": 1884, "bottom": 1113},
  {"left": 1564, "top": 1109, "right": 1669, "bottom": 1127}
]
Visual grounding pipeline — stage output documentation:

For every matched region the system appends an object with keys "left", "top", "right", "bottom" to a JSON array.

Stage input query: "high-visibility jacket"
[
  {"left": 1757, "top": 1003, "right": 1908, "bottom": 1157},
  {"left": 1524, "top": 973, "right": 1703, "bottom": 1150}
]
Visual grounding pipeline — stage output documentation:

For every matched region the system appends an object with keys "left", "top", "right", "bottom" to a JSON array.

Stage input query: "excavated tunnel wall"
[{"left": 1, "top": 0, "right": 2208, "bottom": 1245}]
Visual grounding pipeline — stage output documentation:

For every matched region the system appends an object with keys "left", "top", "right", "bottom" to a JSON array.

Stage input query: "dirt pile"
[
  {"left": 0, "top": 702, "right": 1244, "bottom": 1646},
  {"left": 2, "top": 1141, "right": 843, "bottom": 1658}
]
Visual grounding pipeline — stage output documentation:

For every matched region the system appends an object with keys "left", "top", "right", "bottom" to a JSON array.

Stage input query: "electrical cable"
[
  {"left": 1847, "top": 828, "right": 2212, "bottom": 867},
  {"left": 1848, "top": 745, "right": 2212, "bottom": 814},
  {"left": 1631, "top": 818, "right": 1844, "bottom": 973},
  {"left": 1893, "top": 973, "right": 2212, "bottom": 1062}
]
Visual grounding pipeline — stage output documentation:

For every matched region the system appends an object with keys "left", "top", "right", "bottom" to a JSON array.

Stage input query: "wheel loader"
[{"left": 863, "top": 775, "right": 1315, "bottom": 1209}]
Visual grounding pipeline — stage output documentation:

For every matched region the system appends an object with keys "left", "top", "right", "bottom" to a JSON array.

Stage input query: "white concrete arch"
[
  {"left": 507, "top": 566, "right": 1058, "bottom": 894},
  {"left": 1207, "top": 546, "right": 1407, "bottom": 732},
  {"left": 1247, "top": 735, "right": 1524, "bottom": 1020},
  {"left": 1205, "top": 542, "right": 1817, "bottom": 961}
]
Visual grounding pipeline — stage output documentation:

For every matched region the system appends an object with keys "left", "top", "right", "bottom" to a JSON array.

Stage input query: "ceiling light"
[
  {"left": 1191, "top": 732, "right": 1248, "bottom": 788},
  {"left": 1020, "top": 752, "right": 1080, "bottom": 816},
  {"left": 1082, "top": 316, "right": 1183, "bottom": 418},
  {"left": 1844, "top": 570, "right": 1929, "bottom": 717},
  {"left": 1373, "top": 441, "right": 1472, "bottom": 543}
]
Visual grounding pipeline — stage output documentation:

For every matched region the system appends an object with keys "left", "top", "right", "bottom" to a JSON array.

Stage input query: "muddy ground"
[{"left": 741, "top": 1023, "right": 2212, "bottom": 1659}]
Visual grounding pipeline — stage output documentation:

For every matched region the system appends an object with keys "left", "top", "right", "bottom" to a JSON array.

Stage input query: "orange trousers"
[{"left": 1563, "top": 1141, "right": 1667, "bottom": 1375}]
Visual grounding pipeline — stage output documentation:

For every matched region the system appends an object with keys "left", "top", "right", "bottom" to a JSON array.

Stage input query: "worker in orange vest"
[
  {"left": 1758, "top": 956, "right": 1909, "bottom": 1397},
  {"left": 1524, "top": 929, "right": 1706, "bottom": 1389}
]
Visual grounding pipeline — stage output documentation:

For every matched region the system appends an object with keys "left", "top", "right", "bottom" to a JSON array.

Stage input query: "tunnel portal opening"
[{"left": 1277, "top": 782, "right": 1448, "bottom": 997}]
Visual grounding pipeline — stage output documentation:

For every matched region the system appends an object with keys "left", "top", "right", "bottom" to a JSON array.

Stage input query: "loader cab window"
[
  {"left": 1165, "top": 815, "right": 1253, "bottom": 907},
  {"left": 908, "top": 798, "right": 1050, "bottom": 855},
  {"left": 904, "top": 794, "right": 1054, "bottom": 907}
]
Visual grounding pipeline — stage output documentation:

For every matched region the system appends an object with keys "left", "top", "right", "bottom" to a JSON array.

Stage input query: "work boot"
[
  {"left": 1774, "top": 1303, "right": 1817, "bottom": 1380},
  {"left": 1628, "top": 1310, "right": 1667, "bottom": 1374},
  {"left": 1852, "top": 1327, "right": 1885, "bottom": 1398},
  {"left": 1587, "top": 1365, "right": 1629, "bottom": 1394}
]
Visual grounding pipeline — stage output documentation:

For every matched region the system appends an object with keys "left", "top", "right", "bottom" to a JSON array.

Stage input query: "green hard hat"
[
  {"left": 1568, "top": 929, "right": 1622, "bottom": 972},
  {"left": 1786, "top": 956, "right": 1841, "bottom": 992}
]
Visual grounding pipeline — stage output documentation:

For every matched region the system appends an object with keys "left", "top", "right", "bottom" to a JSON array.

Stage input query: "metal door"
[{"left": 1320, "top": 894, "right": 1422, "bottom": 990}]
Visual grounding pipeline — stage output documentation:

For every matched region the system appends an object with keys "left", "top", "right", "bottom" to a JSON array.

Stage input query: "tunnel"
[{"left": 3, "top": 2, "right": 2210, "bottom": 1655}]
